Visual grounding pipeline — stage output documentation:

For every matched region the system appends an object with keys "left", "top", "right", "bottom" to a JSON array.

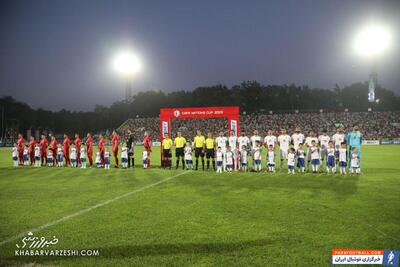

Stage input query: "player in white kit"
[
  {"left": 216, "top": 132, "right": 228, "bottom": 171},
  {"left": 318, "top": 129, "right": 330, "bottom": 171},
  {"left": 34, "top": 144, "right": 41, "bottom": 167},
  {"left": 291, "top": 127, "right": 305, "bottom": 151},
  {"left": 278, "top": 129, "right": 291, "bottom": 171},
  {"left": 240, "top": 145, "right": 248, "bottom": 172},
  {"left": 267, "top": 145, "right": 276, "bottom": 172},
  {"left": 184, "top": 142, "right": 194, "bottom": 170},
  {"left": 47, "top": 148, "right": 54, "bottom": 167},
  {"left": 309, "top": 140, "right": 320, "bottom": 173},
  {"left": 253, "top": 141, "right": 262, "bottom": 172},
  {"left": 296, "top": 143, "right": 306, "bottom": 173},
  {"left": 338, "top": 142, "right": 347, "bottom": 175},
  {"left": 104, "top": 149, "right": 110, "bottom": 169},
  {"left": 70, "top": 145, "right": 77, "bottom": 168},
  {"left": 292, "top": 127, "right": 305, "bottom": 167},
  {"left": 264, "top": 129, "right": 277, "bottom": 169},
  {"left": 96, "top": 150, "right": 101, "bottom": 168},
  {"left": 287, "top": 148, "right": 296, "bottom": 174},
  {"left": 80, "top": 145, "right": 87, "bottom": 169},
  {"left": 142, "top": 150, "right": 148, "bottom": 169},
  {"left": 23, "top": 146, "right": 29, "bottom": 166},
  {"left": 326, "top": 141, "right": 336, "bottom": 174},
  {"left": 350, "top": 147, "right": 361, "bottom": 174},
  {"left": 215, "top": 147, "right": 224, "bottom": 173},
  {"left": 121, "top": 143, "right": 128, "bottom": 169},
  {"left": 305, "top": 131, "right": 319, "bottom": 172},
  {"left": 12, "top": 144, "right": 19, "bottom": 167},
  {"left": 57, "top": 144, "right": 64, "bottom": 167},
  {"left": 332, "top": 128, "right": 345, "bottom": 165},
  {"left": 250, "top": 130, "right": 262, "bottom": 166},
  {"left": 225, "top": 146, "right": 234, "bottom": 172},
  {"left": 264, "top": 130, "right": 277, "bottom": 149},
  {"left": 228, "top": 131, "right": 238, "bottom": 171},
  {"left": 237, "top": 131, "right": 250, "bottom": 151}
]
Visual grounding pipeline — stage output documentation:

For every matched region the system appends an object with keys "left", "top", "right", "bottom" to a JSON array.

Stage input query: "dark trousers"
[{"left": 128, "top": 153, "right": 135, "bottom": 167}]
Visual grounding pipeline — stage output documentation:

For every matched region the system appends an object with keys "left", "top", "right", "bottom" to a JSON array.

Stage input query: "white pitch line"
[{"left": 0, "top": 171, "right": 189, "bottom": 247}]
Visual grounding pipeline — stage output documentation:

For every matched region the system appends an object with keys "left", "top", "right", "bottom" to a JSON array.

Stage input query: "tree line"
[{"left": 1, "top": 81, "right": 399, "bottom": 136}]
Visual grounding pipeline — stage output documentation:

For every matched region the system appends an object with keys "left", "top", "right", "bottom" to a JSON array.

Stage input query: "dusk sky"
[{"left": 1, "top": 0, "right": 399, "bottom": 111}]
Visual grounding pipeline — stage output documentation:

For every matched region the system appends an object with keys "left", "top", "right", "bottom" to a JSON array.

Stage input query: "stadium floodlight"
[
  {"left": 113, "top": 51, "right": 142, "bottom": 77},
  {"left": 112, "top": 51, "right": 142, "bottom": 101},
  {"left": 353, "top": 23, "right": 392, "bottom": 102},
  {"left": 353, "top": 24, "right": 392, "bottom": 57}
]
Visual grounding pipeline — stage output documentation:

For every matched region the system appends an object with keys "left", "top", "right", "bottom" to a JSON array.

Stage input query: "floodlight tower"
[
  {"left": 112, "top": 51, "right": 142, "bottom": 102},
  {"left": 368, "top": 63, "right": 377, "bottom": 102},
  {"left": 353, "top": 24, "right": 392, "bottom": 102}
]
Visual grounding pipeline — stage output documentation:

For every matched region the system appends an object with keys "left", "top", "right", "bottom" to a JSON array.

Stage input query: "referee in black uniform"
[{"left": 126, "top": 129, "right": 135, "bottom": 168}]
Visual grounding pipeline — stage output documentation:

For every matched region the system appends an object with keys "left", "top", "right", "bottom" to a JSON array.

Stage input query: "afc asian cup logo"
[{"left": 173, "top": 110, "right": 180, "bottom": 118}]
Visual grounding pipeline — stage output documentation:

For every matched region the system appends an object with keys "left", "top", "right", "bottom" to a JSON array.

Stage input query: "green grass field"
[{"left": 0, "top": 145, "right": 399, "bottom": 266}]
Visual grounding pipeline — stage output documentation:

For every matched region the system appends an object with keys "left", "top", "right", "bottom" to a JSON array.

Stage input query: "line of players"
[
  {"left": 161, "top": 127, "right": 362, "bottom": 174},
  {"left": 13, "top": 133, "right": 102, "bottom": 169},
  {"left": 11, "top": 130, "right": 153, "bottom": 169},
  {"left": 11, "top": 126, "right": 362, "bottom": 174}
]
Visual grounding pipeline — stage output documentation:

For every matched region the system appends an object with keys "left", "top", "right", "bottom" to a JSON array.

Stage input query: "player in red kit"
[
  {"left": 28, "top": 136, "right": 36, "bottom": 165},
  {"left": 98, "top": 134, "right": 106, "bottom": 167},
  {"left": 74, "top": 134, "right": 82, "bottom": 166},
  {"left": 17, "top": 134, "right": 25, "bottom": 165},
  {"left": 111, "top": 130, "right": 119, "bottom": 168},
  {"left": 143, "top": 131, "right": 152, "bottom": 168},
  {"left": 50, "top": 136, "right": 58, "bottom": 166},
  {"left": 63, "top": 134, "right": 71, "bottom": 166},
  {"left": 86, "top": 133, "right": 94, "bottom": 167},
  {"left": 39, "top": 134, "right": 48, "bottom": 165}
]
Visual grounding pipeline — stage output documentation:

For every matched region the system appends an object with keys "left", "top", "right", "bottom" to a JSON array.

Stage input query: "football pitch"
[{"left": 0, "top": 146, "right": 399, "bottom": 266}]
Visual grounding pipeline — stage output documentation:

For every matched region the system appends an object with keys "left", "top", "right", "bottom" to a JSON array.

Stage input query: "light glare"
[
  {"left": 353, "top": 24, "right": 392, "bottom": 57},
  {"left": 113, "top": 52, "right": 142, "bottom": 76}
]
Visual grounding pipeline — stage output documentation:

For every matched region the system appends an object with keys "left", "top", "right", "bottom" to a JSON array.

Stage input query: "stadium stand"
[{"left": 117, "top": 111, "right": 400, "bottom": 142}]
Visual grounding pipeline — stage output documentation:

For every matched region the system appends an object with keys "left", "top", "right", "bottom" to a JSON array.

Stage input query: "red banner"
[
  {"left": 159, "top": 106, "right": 240, "bottom": 167},
  {"left": 160, "top": 106, "right": 239, "bottom": 119}
]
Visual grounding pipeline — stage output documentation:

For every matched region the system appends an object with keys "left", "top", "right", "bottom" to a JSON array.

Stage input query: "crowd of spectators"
[
  {"left": 2, "top": 111, "right": 398, "bottom": 145},
  {"left": 118, "top": 117, "right": 159, "bottom": 143},
  {"left": 0, "top": 128, "right": 18, "bottom": 145},
  {"left": 117, "top": 111, "right": 400, "bottom": 142}
]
